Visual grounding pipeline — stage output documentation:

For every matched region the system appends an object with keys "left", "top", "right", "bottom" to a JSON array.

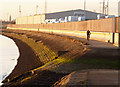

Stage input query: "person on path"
[{"left": 87, "top": 30, "right": 91, "bottom": 41}]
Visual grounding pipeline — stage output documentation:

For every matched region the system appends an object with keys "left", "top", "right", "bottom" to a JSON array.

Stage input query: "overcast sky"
[{"left": 0, "top": 0, "right": 119, "bottom": 21}]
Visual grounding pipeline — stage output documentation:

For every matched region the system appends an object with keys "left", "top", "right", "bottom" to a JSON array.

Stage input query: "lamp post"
[
  {"left": 103, "top": 0, "right": 105, "bottom": 15},
  {"left": 84, "top": 0, "right": 86, "bottom": 20},
  {"left": 19, "top": 5, "right": 21, "bottom": 17},
  {"left": 107, "top": 0, "right": 109, "bottom": 15},
  {"left": 36, "top": 5, "right": 39, "bottom": 15},
  {"left": 45, "top": 0, "right": 47, "bottom": 14}
]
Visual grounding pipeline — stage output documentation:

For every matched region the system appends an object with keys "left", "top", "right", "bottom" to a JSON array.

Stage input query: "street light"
[
  {"left": 36, "top": 5, "right": 39, "bottom": 15},
  {"left": 84, "top": 0, "right": 86, "bottom": 20},
  {"left": 45, "top": 0, "right": 47, "bottom": 14}
]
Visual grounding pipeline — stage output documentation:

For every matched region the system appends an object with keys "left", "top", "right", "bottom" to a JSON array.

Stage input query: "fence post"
[
  {"left": 118, "top": 18, "right": 120, "bottom": 47},
  {"left": 119, "top": 34, "right": 120, "bottom": 47},
  {"left": 112, "top": 18, "right": 116, "bottom": 44}
]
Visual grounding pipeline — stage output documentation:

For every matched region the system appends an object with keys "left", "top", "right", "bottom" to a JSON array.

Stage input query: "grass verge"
[{"left": 69, "top": 58, "right": 119, "bottom": 69}]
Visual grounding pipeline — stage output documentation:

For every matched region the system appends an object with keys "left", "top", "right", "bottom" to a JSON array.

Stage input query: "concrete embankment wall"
[{"left": 7, "top": 17, "right": 120, "bottom": 47}]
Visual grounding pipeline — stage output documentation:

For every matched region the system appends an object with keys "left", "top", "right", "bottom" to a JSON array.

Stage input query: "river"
[{"left": 0, "top": 35, "right": 19, "bottom": 85}]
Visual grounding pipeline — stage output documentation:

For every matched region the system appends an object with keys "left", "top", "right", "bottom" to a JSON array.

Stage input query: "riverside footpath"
[
  {"left": 52, "top": 33, "right": 119, "bottom": 86},
  {"left": 1, "top": 29, "right": 119, "bottom": 86},
  {"left": 61, "top": 34, "right": 119, "bottom": 49}
]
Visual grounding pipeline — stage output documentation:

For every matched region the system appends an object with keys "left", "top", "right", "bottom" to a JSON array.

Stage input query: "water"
[{"left": 0, "top": 35, "right": 19, "bottom": 85}]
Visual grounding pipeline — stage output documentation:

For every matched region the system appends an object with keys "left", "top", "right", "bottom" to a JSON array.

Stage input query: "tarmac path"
[{"left": 61, "top": 34, "right": 118, "bottom": 49}]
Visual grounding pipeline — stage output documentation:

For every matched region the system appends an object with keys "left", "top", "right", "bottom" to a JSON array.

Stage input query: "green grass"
[{"left": 68, "top": 58, "right": 119, "bottom": 69}]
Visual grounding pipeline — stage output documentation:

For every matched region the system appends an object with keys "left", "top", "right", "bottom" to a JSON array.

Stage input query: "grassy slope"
[
  {"left": 2, "top": 32, "right": 69, "bottom": 68},
  {"left": 3, "top": 32, "right": 119, "bottom": 70},
  {"left": 2, "top": 31, "right": 119, "bottom": 85}
]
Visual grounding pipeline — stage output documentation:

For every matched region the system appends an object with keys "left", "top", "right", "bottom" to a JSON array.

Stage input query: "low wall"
[{"left": 7, "top": 27, "right": 119, "bottom": 47}]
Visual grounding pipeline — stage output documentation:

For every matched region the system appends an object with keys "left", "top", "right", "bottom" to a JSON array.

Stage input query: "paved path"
[
  {"left": 53, "top": 69, "right": 119, "bottom": 86},
  {"left": 56, "top": 34, "right": 119, "bottom": 86},
  {"left": 62, "top": 34, "right": 120, "bottom": 59},
  {"left": 66, "top": 35, "right": 119, "bottom": 49},
  {"left": 56, "top": 32, "right": 118, "bottom": 49},
  {"left": 87, "top": 70, "right": 119, "bottom": 86}
]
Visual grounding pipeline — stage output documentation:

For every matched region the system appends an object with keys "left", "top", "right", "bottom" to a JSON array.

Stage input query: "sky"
[{"left": 0, "top": 0, "right": 119, "bottom": 21}]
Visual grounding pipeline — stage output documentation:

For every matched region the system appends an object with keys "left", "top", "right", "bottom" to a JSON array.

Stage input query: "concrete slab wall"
[
  {"left": 13, "top": 18, "right": 116, "bottom": 32},
  {"left": 115, "top": 17, "right": 120, "bottom": 47},
  {"left": 115, "top": 17, "right": 120, "bottom": 33},
  {"left": 118, "top": 1, "right": 120, "bottom": 17}
]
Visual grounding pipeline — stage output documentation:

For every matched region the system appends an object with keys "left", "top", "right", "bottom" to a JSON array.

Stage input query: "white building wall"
[
  {"left": 34, "top": 15, "right": 41, "bottom": 24},
  {"left": 27, "top": 16, "right": 34, "bottom": 24},
  {"left": 118, "top": 1, "right": 120, "bottom": 17},
  {"left": 16, "top": 16, "right": 28, "bottom": 24},
  {"left": 34, "top": 15, "right": 45, "bottom": 24},
  {"left": 22, "top": 17, "right": 28, "bottom": 24},
  {"left": 16, "top": 15, "right": 45, "bottom": 24},
  {"left": 41, "top": 15, "right": 45, "bottom": 23}
]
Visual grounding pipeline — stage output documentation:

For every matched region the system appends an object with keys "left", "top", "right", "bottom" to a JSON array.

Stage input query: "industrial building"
[
  {"left": 46, "top": 9, "right": 99, "bottom": 20},
  {"left": 16, "top": 14, "right": 45, "bottom": 24},
  {"left": 118, "top": 1, "right": 120, "bottom": 17},
  {"left": 16, "top": 9, "right": 100, "bottom": 24}
]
